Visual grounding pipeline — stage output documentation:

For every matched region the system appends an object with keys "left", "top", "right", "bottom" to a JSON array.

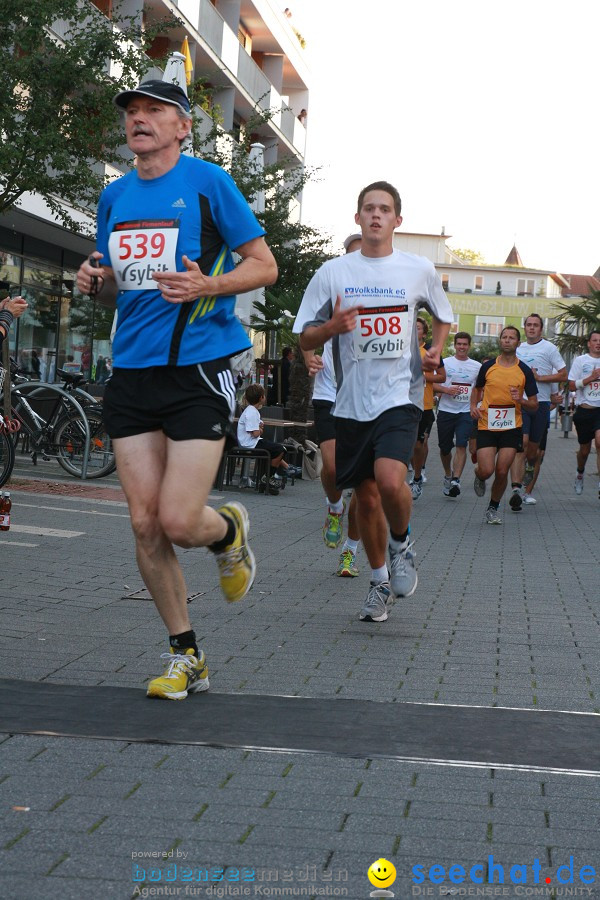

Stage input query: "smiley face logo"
[{"left": 367, "top": 858, "right": 396, "bottom": 889}]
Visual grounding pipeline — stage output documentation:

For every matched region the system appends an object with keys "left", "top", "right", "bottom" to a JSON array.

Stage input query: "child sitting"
[{"left": 237, "top": 384, "right": 287, "bottom": 493}]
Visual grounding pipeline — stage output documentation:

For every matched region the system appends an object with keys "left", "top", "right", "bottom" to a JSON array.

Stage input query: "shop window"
[{"left": 17, "top": 287, "right": 61, "bottom": 381}]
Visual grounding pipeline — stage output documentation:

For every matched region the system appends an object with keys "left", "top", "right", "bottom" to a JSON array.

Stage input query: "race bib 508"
[{"left": 353, "top": 305, "right": 409, "bottom": 359}]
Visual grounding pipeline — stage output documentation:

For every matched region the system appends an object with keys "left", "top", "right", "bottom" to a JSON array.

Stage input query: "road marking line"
[
  {"left": 9, "top": 525, "right": 84, "bottom": 538},
  {"left": 0, "top": 541, "right": 39, "bottom": 547},
  {"left": 16, "top": 503, "right": 130, "bottom": 519}
]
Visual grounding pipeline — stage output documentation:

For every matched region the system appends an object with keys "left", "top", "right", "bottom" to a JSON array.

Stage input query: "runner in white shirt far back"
[
  {"left": 568, "top": 330, "right": 600, "bottom": 497},
  {"left": 434, "top": 331, "right": 481, "bottom": 498}
]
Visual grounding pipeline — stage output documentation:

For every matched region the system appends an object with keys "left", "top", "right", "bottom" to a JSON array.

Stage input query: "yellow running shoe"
[
  {"left": 337, "top": 548, "right": 359, "bottom": 577},
  {"left": 213, "top": 502, "right": 256, "bottom": 602},
  {"left": 323, "top": 501, "right": 345, "bottom": 549},
  {"left": 146, "top": 647, "right": 209, "bottom": 700}
]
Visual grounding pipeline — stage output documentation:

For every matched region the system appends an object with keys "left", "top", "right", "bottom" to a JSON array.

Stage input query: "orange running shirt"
[
  {"left": 420, "top": 345, "right": 444, "bottom": 411},
  {"left": 475, "top": 357, "right": 537, "bottom": 431}
]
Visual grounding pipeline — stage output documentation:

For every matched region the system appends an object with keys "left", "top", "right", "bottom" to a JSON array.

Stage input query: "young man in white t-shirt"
[
  {"left": 296, "top": 232, "right": 385, "bottom": 579},
  {"left": 434, "top": 331, "right": 481, "bottom": 498},
  {"left": 508, "top": 313, "right": 566, "bottom": 510},
  {"left": 297, "top": 180, "right": 453, "bottom": 623},
  {"left": 568, "top": 330, "right": 600, "bottom": 497}
]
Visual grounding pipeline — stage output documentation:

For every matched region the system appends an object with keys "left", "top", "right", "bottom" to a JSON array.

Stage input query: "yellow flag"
[{"left": 181, "top": 37, "right": 193, "bottom": 85}]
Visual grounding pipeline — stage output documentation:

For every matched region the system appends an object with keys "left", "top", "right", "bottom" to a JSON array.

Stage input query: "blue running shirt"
[{"left": 96, "top": 155, "right": 265, "bottom": 367}]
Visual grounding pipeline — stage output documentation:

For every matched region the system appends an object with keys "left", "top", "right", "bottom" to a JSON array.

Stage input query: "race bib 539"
[
  {"left": 109, "top": 219, "right": 179, "bottom": 290},
  {"left": 353, "top": 305, "right": 409, "bottom": 359}
]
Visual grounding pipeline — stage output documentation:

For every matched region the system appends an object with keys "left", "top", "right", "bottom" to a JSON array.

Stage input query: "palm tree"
[{"left": 553, "top": 289, "right": 600, "bottom": 357}]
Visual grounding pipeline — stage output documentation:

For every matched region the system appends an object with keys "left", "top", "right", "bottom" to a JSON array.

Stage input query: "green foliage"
[
  {"left": 0, "top": 0, "right": 173, "bottom": 230},
  {"left": 469, "top": 339, "right": 499, "bottom": 362},
  {"left": 450, "top": 247, "right": 486, "bottom": 265},
  {"left": 553, "top": 290, "right": 600, "bottom": 357},
  {"left": 192, "top": 108, "right": 334, "bottom": 344}
]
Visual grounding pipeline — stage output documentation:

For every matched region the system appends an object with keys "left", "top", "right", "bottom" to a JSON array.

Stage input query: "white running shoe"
[
  {"left": 389, "top": 543, "right": 418, "bottom": 598},
  {"left": 574, "top": 476, "right": 584, "bottom": 496},
  {"left": 411, "top": 479, "right": 423, "bottom": 500},
  {"left": 473, "top": 474, "right": 486, "bottom": 497},
  {"left": 360, "top": 582, "right": 391, "bottom": 622},
  {"left": 485, "top": 508, "right": 502, "bottom": 525}
]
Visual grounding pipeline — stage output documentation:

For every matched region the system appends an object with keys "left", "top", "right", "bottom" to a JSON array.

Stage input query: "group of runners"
[{"left": 75, "top": 77, "right": 599, "bottom": 700}]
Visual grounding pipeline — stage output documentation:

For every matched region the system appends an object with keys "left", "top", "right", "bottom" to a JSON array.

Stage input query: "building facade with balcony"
[
  {"left": 392, "top": 231, "right": 576, "bottom": 344},
  {"left": 0, "top": 0, "right": 309, "bottom": 382}
]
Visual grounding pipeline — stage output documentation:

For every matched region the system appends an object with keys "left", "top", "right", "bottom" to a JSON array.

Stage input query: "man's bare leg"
[
  {"left": 490, "top": 447, "right": 517, "bottom": 504},
  {"left": 453, "top": 445, "right": 468, "bottom": 478},
  {"left": 114, "top": 433, "right": 229, "bottom": 634}
]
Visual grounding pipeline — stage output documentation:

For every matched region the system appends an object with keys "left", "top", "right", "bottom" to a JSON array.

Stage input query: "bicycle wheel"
[
  {"left": 0, "top": 429, "right": 16, "bottom": 487},
  {"left": 54, "top": 410, "right": 115, "bottom": 479}
]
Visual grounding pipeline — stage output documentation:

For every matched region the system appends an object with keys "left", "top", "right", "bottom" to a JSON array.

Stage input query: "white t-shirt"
[
  {"left": 568, "top": 354, "right": 600, "bottom": 407},
  {"left": 437, "top": 356, "right": 481, "bottom": 414},
  {"left": 310, "top": 341, "right": 336, "bottom": 403},
  {"left": 237, "top": 405, "right": 261, "bottom": 448},
  {"left": 516, "top": 338, "right": 565, "bottom": 403},
  {"left": 294, "top": 250, "right": 454, "bottom": 421}
]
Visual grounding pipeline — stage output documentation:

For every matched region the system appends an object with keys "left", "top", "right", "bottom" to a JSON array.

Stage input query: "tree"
[
  {"left": 469, "top": 339, "right": 499, "bottom": 363},
  {"left": 450, "top": 247, "right": 486, "bottom": 265},
  {"left": 0, "top": 0, "right": 172, "bottom": 232},
  {"left": 190, "top": 107, "right": 334, "bottom": 424},
  {"left": 553, "top": 290, "right": 600, "bottom": 358},
  {"left": 189, "top": 106, "right": 333, "bottom": 322}
]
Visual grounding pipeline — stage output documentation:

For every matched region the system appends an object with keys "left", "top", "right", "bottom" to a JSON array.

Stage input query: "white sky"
[{"left": 295, "top": 0, "right": 599, "bottom": 275}]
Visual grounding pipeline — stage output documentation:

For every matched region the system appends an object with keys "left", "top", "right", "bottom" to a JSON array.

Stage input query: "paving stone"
[{"left": 2, "top": 432, "right": 599, "bottom": 896}]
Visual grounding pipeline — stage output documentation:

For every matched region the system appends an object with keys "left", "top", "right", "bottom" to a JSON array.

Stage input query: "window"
[
  {"left": 474, "top": 275, "right": 484, "bottom": 291},
  {"left": 238, "top": 22, "right": 252, "bottom": 52},
  {"left": 475, "top": 316, "right": 504, "bottom": 337},
  {"left": 449, "top": 319, "right": 459, "bottom": 334},
  {"left": 517, "top": 278, "right": 535, "bottom": 296},
  {"left": 441, "top": 274, "right": 449, "bottom": 292}
]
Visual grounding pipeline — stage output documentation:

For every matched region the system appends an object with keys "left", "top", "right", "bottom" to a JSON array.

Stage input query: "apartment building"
[
  {"left": 0, "top": 0, "right": 309, "bottom": 381},
  {"left": 393, "top": 231, "right": 573, "bottom": 344}
]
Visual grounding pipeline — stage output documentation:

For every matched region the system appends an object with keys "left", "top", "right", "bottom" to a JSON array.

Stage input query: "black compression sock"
[
  {"left": 169, "top": 630, "right": 198, "bottom": 656},
  {"left": 209, "top": 514, "right": 236, "bottom": 552}
]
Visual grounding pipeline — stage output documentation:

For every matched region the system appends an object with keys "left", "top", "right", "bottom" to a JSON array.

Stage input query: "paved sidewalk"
[{"left": 0, "top": 427, "right": 599, "bottom": 899}]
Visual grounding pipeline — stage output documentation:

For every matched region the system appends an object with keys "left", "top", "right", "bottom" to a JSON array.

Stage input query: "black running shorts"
[
  {"left": 103, "top": 359, "right": 236, "bottom": 441},
  {"left": 335, "top": 405, "right": 421, "bottom": 489},
  {"left": 522, "top": 401, "right": 550, "bottom": 444},
  {"left": 476, "top": 427, "right": 523, "bottom": 452},
  {"left": 573, "top": 406, "right": 600, "bottom": 445},
  {"left": 416, "top": 408, "right": 435, "bottom": 443},
  {"left": 437, "top": 410, "right": 473, "bottom": 454},
  {"left": 312, "top": 399, "right": 337, "bottom": 444}
]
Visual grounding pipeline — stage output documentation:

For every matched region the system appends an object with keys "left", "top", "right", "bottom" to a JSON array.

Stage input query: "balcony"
[{"left": 237, "top": 43, "right": 271, "bottom": 111}]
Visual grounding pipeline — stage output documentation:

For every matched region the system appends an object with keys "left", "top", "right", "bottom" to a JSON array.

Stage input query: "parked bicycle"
[{"left": 0, "top": 364, "right": 115, "bottom": 487}]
